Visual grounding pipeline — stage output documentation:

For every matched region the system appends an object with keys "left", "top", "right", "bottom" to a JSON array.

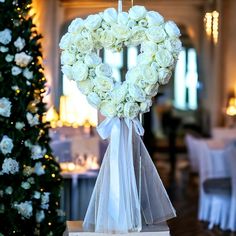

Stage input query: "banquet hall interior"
[{"left": 2, "top": 0, "right": 236, "bottom": 235}]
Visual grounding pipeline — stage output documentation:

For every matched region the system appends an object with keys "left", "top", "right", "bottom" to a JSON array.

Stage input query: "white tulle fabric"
[{"left": 83, "top": 118, "right": 176, "bottom": 233}]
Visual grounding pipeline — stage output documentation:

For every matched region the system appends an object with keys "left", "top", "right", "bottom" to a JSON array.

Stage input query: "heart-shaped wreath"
[{"left": 59, "top": 5, "right": 181, "bottom": 119}]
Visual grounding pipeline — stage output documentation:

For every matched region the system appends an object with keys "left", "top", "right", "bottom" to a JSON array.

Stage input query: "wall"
[{"left": 32, "top": 0, "right": 63, "bottom": 108}]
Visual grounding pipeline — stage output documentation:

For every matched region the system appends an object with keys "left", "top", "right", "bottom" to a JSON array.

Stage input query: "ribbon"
[
  {"left": 83, "top": 117, "right": 176, "bottom": 233},
  {"left": 97, "top": 117, "right": 143, "bottom": 230}
]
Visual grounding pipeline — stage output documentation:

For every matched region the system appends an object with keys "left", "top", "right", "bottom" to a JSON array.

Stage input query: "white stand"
[{"left": 63, "top": 221, "right": 170, "bottom": 236}]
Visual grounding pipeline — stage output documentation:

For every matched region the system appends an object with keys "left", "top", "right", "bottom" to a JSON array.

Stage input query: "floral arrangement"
[{"left": 60, "top": 5, "right": 181, "bottom": 119}]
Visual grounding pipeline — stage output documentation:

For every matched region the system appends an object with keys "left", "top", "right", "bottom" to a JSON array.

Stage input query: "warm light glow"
[
  {"left": 212, "top": 11, "right": 219, "bottom": 44},
  {"left": 204, "top": 10, "right": 219, "bottom": 44},
  {"left": 204, "top": 12, "right": 212, "bottom": 37},
  {"left": 62, "top": 78, "right": 98, "bottom": 127},
  {"left": 67, "top": 163, "right": 76, "bottom": 171},
  {"left": 60, "top": 156, "right": 100, "bottom": 173},
  {"left": 226, "top": 98, "right": 236, "bottom": 116}
]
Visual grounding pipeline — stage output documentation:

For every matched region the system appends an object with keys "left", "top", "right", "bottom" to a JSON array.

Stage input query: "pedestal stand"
[{"left": 63, "top": 221, "right": 170, "bottom": 236}]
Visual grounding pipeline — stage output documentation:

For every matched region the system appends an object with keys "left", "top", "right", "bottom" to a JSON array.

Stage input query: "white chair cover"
[
  {"left": 185, "top": 134, "right": 199, "bottom": 173},
  {"left": 197, "top": 140, "right": 213, "bottom": 222},
  {"left": 227, "top": 143, "right": 236, "bottom": 231},
  {"left": 198, "top": 140, "right": 231, "bottom": 229},
  {"left": 83, "top": 118, "right": 176, "bottom": 233}
]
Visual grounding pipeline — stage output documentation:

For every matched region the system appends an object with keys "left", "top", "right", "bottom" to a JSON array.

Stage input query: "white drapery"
[{"left": 83, "top": 118, "right": 176, "bottom": 233}]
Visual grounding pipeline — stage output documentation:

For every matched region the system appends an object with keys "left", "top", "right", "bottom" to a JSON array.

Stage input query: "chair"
[
  {"left": 50, "top": 139, "right": 72, "bottom": 162},
  {"left": 198, "top": 141, "right": 232, "bottom": 230},
  {"left": 197, "top": 139, "right": 213, "bottom": 222},
  {"left": 227, "top": 143, "right": 236, "bottom": 231},
  {"left": 185, "top": 134, "right": 199, "bottom": 173}
]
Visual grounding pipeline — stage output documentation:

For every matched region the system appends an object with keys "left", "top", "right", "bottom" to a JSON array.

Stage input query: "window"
[
  {"left": 62, "top": 76, "right": 98, "bottom": 126},
  {"left": 103, "top": 47, "right": 138, "bottom": 81},
  {"left": 174, "top": 47, "right": 198, "bottom": 110}
]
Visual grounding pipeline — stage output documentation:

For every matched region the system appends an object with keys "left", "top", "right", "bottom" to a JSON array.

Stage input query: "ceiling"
[{"left": 60, "top": 0, "right": 207, "bottom": 10}]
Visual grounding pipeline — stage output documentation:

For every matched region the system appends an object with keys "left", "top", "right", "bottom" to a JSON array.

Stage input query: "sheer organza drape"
[{"left": 83, "top": 118, "right": 176, "bottom": 233}]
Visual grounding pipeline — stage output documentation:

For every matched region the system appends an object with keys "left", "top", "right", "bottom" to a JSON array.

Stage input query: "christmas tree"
[{"left": 0, "top": 0, "right": 65, "bottom": 235}]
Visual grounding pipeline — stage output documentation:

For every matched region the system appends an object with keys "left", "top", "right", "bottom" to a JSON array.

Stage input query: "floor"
[{"left": 154, "top": 152, "right": 236, "bottom": 236}]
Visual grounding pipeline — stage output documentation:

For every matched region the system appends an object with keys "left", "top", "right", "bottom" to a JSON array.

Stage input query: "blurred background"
[{"left": 32, "top": 0, "right": 236, "bottom": 235}]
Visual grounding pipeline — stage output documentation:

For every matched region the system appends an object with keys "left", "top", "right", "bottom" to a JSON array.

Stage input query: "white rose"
[
  {"left": 95, "top": 63, "right": 113, "bottom": 77},
  {"left": 34, "top": 162, "right": 45, "bottom": 176},
  {"left": 24, "top": 140, "right": 32, "bottom": 148},
  {"left": 141, "top": 41, "right": 158, "bottom": 54},
  {"left": 140, "top": 99, "right": 152, "bottom": 113},
  {"left": 84, "top": 53, "right": 102, "bottom": 68},
  {"left": 124, "top": 102, "right": 140, "bottom": 119},
  {"left": 59, "top": 33, "right": 72, "bottom": 50},
  {"left": 103, "top": 8, "right": 117, "bottom": 25},
  {"left": 11, "top": 85, "right": 19, "bottom": 91},
  {"left": 0, "top": 97, "right": 11, "bottom": 117},
  {"left": 72, "top": 61, "right": 88, "bottom": 81},
  {"left": 61, "top": 50, "right": 76, "bottom": 65},
  {"left": 158, "top": 68, "right": 172, "bottom": 84},
  {"left": 68, "top": 18, "right": 84, "bottom": 33},
  {"left": 111, "top": 24, "right": 130, "bottom": 41},
  {"left": 85, "top": 14, "right": 102, "bottom": 30},
  {"left": 21, "top": 182, "right": 31, "bottom": 190},
  {"left": 118, "top": 12, "right": 129, "bottom": 25},
  {"left": 137, "top": 52, "right": 153, "bottom": 65},
  {"left": 116, "top": 103, "right": 124, "bottom": 117},
  {"left": 127, "top": 19, "right": 137, "bottom": 28},
  {"left": 14, "top": 37, "right": 25, "bottom": 51},
  {"left": 5, "top": 186, "right": 13, "bottom": 195},
  {"left": 100, "top": 101, "right": 117, "bottom": 118},
  {"left": 164, "top": 38, "right": 182, "bottom": 54},
  {"left": 15, "top": 122, "right": 25, "bottom": 130},
  {"left": 164, "top": 21, "right": 181, "bottom": 38},
  {"left": 34, "top": 191, "right": 41, "bottom": 199},
  {"left": 87, "top": 92, "right": 101, "bottom": 108},
  {"left": 129, "top": 5, "right": 147, "bottom": 21},
  {"left": 99, "top": 30, "right": 116, "bottom": 48},
  {"left": 144, "top": 83, "right": 159, "bottom": 96},
  {"left": 61, "top": 65, "right": 73, "bottom": 80},
  {"left": 2, "top": 158, "right": 19, "bottom": 175},
  {"left": 15, "top": 52, "right": 32, "bottom": 67},
  {"left": 14, "top": 201, "right": 33, "bottom": 219},
  {"left": 26, "top": 112, "right": 39, "bottom": 126},
  {"left": 111, "top": 83, "right": 127, "bottom": 104},
  {"left": 76, "top": 79, "right": 94, "bottom": 95},
  {"left": 31, "top": 145, "right": 46, "bottom": 160},
  {"left": 11, "top": 66, "right": 22, "bottom": 76},
  {"left": 146, "top": 11, "right": 164, "bottom": 26},
  {"left": 126, "top": 66, "right": 142, "bottom": 84},
  {"left": 27, "top": 177, "right": 35, "bottom": 185},
  {"left": 94, "top": 76, "right": 114, "bottom": 92},
  {"left": 155, "top": 49, "right": 174, "bottom": 67},
  {"left": 128, "top": 26, "right": 146, "bottom": 46},
  {"left": 0, "top": 135, "right": 13, "bottom": 155},
  {"left": 0, "top": 29, "right": 12, "bottom": 45},
  {"left": 141, "top": 65, "right": 158, "bottom": 84},
  {"left": 36, "top": 210, "right": 45, "bottom": 223},
  {"left": 129, "top": 84, "right": 146, "bottom": 102},
  {"left": 75, "top": 36, "right": 93, "bottom": 53},
  {"left": 23, "top": 68, "right": 33, "bottom": 80},
  {"left": 146, "top": 26, "right": 166, "bottom": 43},
  {"left": 0, "top": 46, "right": 8, "bottom": 52},
  {"left": 5, "top": 54, "right": 14, "bottom": 62},
  {"left": 41, "top": 192, "right": 50, "bottom": 205}
]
